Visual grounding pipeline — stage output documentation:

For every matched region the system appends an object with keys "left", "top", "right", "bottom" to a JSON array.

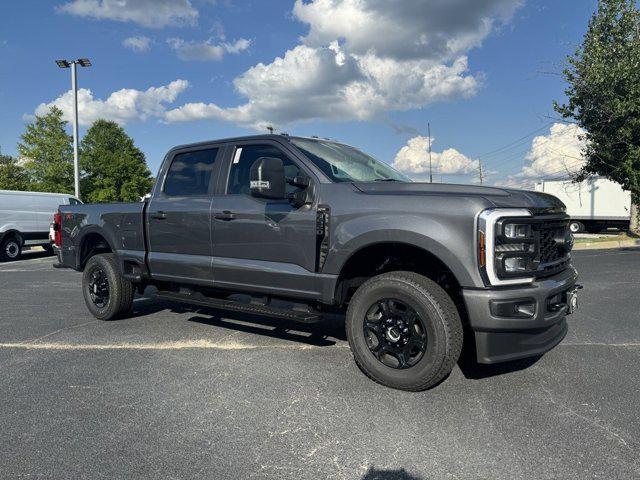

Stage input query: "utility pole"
[
  {"left": 56, "top": 58, "right": 92, "bottom": 200},
  {"left": 427, "top": 122, "right": 433, "bottom": 183},
  {"left": 478, "top": 158, "right": 484, "bottom": 184}
]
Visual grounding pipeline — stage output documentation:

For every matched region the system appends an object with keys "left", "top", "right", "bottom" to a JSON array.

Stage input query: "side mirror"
[{"left": 250, "top": 157, "right": 286, "bottom": 200}]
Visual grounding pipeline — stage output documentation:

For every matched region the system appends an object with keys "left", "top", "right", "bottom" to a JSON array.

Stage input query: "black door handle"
[
  {"left": 214, "top": 211, "right": 236, "bottom": 221},
  {"left": 151, "top": 211, "right": 166, "bottom": 220}
]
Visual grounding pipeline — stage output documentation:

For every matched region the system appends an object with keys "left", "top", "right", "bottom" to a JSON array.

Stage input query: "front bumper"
[{"left": 462, "top": 266, "right": 578, "bottom": 363}]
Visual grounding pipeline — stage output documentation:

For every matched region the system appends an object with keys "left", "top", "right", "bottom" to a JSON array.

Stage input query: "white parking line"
[{"left": 0, "top": 340, "right": 348, "bottom": 350}]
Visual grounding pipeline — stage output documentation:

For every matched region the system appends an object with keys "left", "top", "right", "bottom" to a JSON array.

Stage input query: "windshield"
[{"left": 290, "top": 138, "right": 411, "bottom": 183}]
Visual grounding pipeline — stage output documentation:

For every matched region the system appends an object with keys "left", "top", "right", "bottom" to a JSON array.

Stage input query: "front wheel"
[
  {"left": 346, "top": 271, "right": 463, "bottom": 391},
  {"left": 82, "top": 253, "right": 134, "bottom": 320}
]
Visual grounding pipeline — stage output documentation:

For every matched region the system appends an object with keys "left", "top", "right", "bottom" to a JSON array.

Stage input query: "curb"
[{"left": 573, "top": 238, "right": 640, "bottom": 250}]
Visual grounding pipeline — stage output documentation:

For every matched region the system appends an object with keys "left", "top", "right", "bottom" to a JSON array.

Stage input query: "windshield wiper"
[{"left": 374, "top": 178, "right": 400, "bottom": 182}]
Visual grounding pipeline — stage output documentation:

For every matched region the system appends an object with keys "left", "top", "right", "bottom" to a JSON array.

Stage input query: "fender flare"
[
  {"left": 74, "top": 226, "right": 117, "bottom": 268},
  {"left": 324, "top": 229, "right": 475, "bottom": 287}
]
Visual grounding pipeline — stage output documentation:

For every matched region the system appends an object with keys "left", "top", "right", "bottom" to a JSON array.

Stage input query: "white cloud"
[
  {"left": 293, "top": 0, "right": 522, "bottom": 61},
  {"left": 57, "top": 0, "right": 198, "bottom": 28},
  {"left": 392, "top": 136, "right": 479, "bottom": 177},
  {"left": 165, "top": 0, "right": 521, "bottom": 129},
  {"left": 32, "top": 80, "right": 189, "bottom": 126},
  {"left": 494, "top": 123, "right": 587, "bottom": 188},
  {"left": 165, "top": 43, "right": 479, "bottom": 128},
  {"left": 521, "top": 123, "right": 586, "bottom": 177},
  {"left": 122, "top": 36, "right": 152, "bottom": 52},
  {"left": 167, "top": 37, "right": 251, "bottom": 61}
]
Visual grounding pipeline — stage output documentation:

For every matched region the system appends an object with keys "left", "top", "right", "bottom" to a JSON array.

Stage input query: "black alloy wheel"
[
  {"left": 87, "top": 265, "right": 110, "bottom": 308},
  {"left": 363, "top": 298, "right": 428, "bottom": 369}
]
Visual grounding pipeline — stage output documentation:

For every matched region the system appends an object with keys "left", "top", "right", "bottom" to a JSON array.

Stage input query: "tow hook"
[{"left": 548, "top": 284, "right": 582, "bottom": 314}]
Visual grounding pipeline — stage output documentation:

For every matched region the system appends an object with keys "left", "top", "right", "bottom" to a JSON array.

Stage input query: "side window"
[
  {"left": 226, "top": 144, "right": 301, "bottom": 196},
  {"left": 68, "top": 197, "right": 82, "bottom": 205},
  {"left": 164, "top": 148, "right": 219, "bottom": 196}
]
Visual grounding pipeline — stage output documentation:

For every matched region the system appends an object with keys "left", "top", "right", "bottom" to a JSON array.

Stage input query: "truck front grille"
[{"left": 534, "top": 219, "right": 571, "bottom": 277}]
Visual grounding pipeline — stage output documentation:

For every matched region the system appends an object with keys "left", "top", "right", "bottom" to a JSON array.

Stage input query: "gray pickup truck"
[{"left": 54, "top": 134, "right": 580, "bottom": 391}]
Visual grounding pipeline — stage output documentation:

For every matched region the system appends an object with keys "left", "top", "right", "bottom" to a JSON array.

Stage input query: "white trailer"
[{"left": 535, "top": 177, "right": 631, "bottom": 233}]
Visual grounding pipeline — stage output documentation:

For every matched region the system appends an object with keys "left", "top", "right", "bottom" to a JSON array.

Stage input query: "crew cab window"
[
  {"left": 227, "top": 144, "right": 301, "bottom": 196},
  {"left": 164, "top": 148, "right": 218, "bottom": 196},
  {"left": 68, "top": 197, "right": 82, "bottom": 205}
]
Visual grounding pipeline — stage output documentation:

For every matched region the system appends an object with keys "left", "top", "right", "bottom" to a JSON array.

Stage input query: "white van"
[{"left": 0, "top": 190, "right": 82, "bottom": 260}]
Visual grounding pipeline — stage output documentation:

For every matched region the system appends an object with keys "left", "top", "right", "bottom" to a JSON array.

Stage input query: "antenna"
[{"left": 428, "top": 122, "right": 433, "bottom": 183}]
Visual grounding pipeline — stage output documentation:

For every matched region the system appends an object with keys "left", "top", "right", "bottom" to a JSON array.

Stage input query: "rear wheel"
[
  {"left": 0, "top": 236, "right": 22, "bottom": 261},
  {"left": 346, "top": 271, "right": 463, "bottom": 391},
  {"left": 82, "top": 253, "right": 134, "bottom": 320},
  {"left": 569, "top": 221, "right": 584, "bottom": 233}
]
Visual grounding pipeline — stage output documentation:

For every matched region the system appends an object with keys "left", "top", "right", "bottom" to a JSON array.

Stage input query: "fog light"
[
  {"left": 504, "top": 256, "right": 529, "bottom": 272},
  {"left": 490, "top": 299, "right": 536, "bottom": 318},
  {"left": 515, "top": 302, "right": 535, "bottom": 317}
]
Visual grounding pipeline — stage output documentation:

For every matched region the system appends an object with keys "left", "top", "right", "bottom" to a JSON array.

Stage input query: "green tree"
[
  {"left": 554, "top": 0, "right": 640, "bottom": 231},
  {"left": 80, "top": 120, "right": 154, "bottom": 203},
  {"left": 0, "top": 149, "right": 29, "bottom": 191},
  {"left": 17, "top": 106, "right": 74, "bottom": 194}
]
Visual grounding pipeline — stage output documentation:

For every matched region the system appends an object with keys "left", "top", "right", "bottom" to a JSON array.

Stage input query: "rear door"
[{"left": 146, "top": 145, "right": 222, "bottom": 285}]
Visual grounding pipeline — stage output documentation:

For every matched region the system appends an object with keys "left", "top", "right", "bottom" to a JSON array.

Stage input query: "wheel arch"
[
  {"left": 76, "top": 228, "right": 115, "bottom": 270},
  {"left": 333, "top": 238, "right": 467, "bottom": 308},
  {"left": 0, "top": 229, "right": 23, "bottom": 245}
]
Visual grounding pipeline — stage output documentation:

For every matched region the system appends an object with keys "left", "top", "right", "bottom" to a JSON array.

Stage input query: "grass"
[{"left": 574, "top": 232, "right": 631, "bottom": 243}]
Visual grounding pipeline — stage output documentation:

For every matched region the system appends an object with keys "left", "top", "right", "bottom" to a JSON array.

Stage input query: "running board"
[{"left": 156, "top": 291, "right": 323, "bottom": 324}]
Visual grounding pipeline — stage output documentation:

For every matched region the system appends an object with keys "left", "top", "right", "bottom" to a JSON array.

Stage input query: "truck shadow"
[
  {"left": 130, "top": 293, "right": 541, "bottom": 377},
  {"left": 187, "top": 311, "right": 347, "bottom": 347},
  {"left": 456, "top": 338, "right": 542, "bottom": 380},
  {"left": 361, "top": 467, "right": 424, "bottom": 480}
]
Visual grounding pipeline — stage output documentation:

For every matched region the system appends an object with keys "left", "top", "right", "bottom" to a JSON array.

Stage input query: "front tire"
[
  {"left": 1, "top": 236, "right": 22, "bottom": 261},
  {"left": 82, "top": 253, "right": 134, "bottom": 320},
  {"left": 346, "top": 271, "right": 463, "bottom": 391}
]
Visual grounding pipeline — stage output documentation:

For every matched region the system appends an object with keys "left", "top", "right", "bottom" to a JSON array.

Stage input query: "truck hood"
[{"left": 353, "top": 182, "right": 566, "bottom": 213}]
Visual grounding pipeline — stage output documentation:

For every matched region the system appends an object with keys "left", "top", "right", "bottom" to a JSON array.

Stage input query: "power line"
[{"left": 476, "top": 121, "right": 555, "bottom": 159}]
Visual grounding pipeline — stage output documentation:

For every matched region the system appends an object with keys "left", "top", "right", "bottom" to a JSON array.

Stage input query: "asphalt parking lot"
[{"left": 1, "top": 249, "right": 639, "bottom": 479}]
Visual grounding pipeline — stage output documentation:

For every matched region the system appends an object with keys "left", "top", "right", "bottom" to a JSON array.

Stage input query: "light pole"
[{"left": 55, "top": 58, "right": 92, "bottom": 200}]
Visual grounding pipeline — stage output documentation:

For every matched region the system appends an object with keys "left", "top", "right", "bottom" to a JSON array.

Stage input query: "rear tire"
[
  {"left": 569, "top": 221, "right": 584, "bottom": 233},
  {"left": 346, "top": 271, "right": 463, "bottom": 391},
  {"left": 1, "top": 236, "right": 22, "bottom": 261},
  {"left": 82, "top": 253, "right": 134, "bottom": 320}
]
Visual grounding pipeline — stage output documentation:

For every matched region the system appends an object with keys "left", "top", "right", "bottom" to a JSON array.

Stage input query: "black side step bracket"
[{"left": 156, "top": 291, "right": 323, "bottom": 324}]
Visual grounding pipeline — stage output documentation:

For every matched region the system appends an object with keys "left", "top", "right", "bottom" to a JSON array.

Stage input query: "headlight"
[
  {"left": 504, "top": 223, "right": 532, "bottom": 239},
  {"left": 478, "top": 209, "right": 536, "bottom": 286},
  {"left": 504, "top": 256, "right": 531, "bottom": 273}
]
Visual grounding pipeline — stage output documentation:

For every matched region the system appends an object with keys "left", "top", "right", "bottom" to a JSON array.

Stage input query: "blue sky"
[{"left": 0, "top": 0, "right": 597, "bottom": 186}]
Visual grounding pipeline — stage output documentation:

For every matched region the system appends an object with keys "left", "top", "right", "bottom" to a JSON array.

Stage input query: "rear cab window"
[{"left": 163, "top": 148, "right": 219, "bottom": 196}]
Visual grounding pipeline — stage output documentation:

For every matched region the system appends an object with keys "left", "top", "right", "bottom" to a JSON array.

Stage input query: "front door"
[
  {"left": 211, "top": 142, "right": 319, "bottom": 296},
  {"left": 146, "top": 146, "right": 221, "bottom": 285}
]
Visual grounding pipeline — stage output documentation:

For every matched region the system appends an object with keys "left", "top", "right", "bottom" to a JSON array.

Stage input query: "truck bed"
[{"left": 58, "top": 201, "right": 147, "bottom": 269}]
